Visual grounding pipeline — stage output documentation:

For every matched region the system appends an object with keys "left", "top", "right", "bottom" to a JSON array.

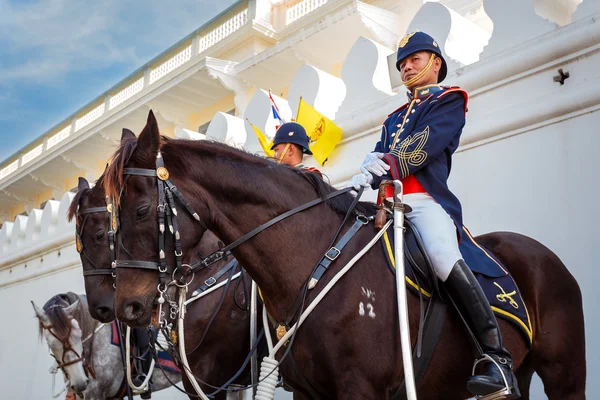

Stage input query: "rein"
[{"left": 44, "top": 320, "right": 106, "bottom": 380}]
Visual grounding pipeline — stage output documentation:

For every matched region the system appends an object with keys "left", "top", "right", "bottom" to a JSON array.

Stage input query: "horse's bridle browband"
[{"left": 77, "top": 202, "right": 117, "bottom": 282}]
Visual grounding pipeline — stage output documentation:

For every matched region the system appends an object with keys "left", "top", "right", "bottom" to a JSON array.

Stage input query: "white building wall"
[{"left": 451, "top": 109, "right": 600, "bottom": 397}]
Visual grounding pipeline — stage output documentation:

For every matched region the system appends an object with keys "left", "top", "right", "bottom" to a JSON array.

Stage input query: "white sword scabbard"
[
  {"left": 250, "top": 280, "right": 258, "bottom": 391},
  {"left": 393, "top": 180, "right": 417, "bottom": 400}
]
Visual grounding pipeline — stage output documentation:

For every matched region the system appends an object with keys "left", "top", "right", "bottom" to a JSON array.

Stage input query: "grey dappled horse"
[{"left": 32, "top": 292, "right": 181, "bottom": 399}]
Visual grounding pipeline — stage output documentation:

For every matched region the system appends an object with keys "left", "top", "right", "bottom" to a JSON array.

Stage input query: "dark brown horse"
[
  {"left": 106, "top": 111, "right": 586, "bottom": 399},
  {"left": 68, "top": 145, "right": 256, "bottom": 399},
  {"left": 68, "top": 175, "right": 118, "bottom": 322}
]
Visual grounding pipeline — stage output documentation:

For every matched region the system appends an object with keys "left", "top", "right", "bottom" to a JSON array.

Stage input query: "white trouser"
[{"left": 404, "top": 193, "right": 463, "bottom": 282}]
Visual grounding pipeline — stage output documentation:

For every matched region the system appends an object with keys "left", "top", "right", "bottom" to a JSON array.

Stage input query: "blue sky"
[{"left": 0, "top": 0, "right": 238, "bottom": 163}]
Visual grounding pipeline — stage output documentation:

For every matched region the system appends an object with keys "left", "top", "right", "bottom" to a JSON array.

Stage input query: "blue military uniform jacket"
[{"left": 373, "top": 84, "right": 506, "bottom": 278}]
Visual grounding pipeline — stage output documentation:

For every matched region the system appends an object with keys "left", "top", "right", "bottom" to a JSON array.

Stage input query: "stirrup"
[{"left": 471, "top": 354, "right": 516, "bottom": 400}]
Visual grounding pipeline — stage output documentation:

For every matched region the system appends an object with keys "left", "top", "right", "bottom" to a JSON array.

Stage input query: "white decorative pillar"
[
  {"left": 337, "top": 37, "right": 394, "bottom": 119},
  {"left": 57, "top": 192, "right": 76, "bottom": 232},
  {"left": 535, "top": 0, "right": 583, "bottom": 26},
  {"left": 407, "top": 2, "right": 491, "bottom": 71},
  {"left": 24, "top": 208, "right": 43, "bottom": 245},
  {"left": 206, "top": 112, "right": 247, "bottom": 148},
  {"left": 288, "top": 64, "right": 346, "bottom": 120},
  {"left": 481, "top": 0, "right": 556, "bottom": 59},
  {"left": 249, "top": 0, "right": 274, "bottom": 31},
  {"left": 40, "top": 200, "right": 61, "bottom": 241},
  {"left": 0, "top": 221, "right": 13, "bottom": 258},
  {"left": 9, "top": 215, "right": 28, "bottom": 251}
]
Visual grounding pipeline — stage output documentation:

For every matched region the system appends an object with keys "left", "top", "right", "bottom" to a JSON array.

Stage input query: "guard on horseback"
[
  {"left": 271, "top": 122, "right": 322, "bottom": 176},
  {"left": 349, "top": 31, "right": 520, "bottom": 399}
]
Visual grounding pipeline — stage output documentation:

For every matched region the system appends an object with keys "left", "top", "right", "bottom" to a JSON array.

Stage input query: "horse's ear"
[
  {"left": 78, "top": 177, "right": 90, "bottom": 192},
  {"left": 31, "top": 301, "right": 50, "bottom": 324},
  {"left": 136, "top": 110, "right": 160, "bottom": 158},
  {"left": 63, "top": 300, "right": 80, "bottom": 317},
  {"left": 121, "top": 128, "right": 136, "bottom": 144}
]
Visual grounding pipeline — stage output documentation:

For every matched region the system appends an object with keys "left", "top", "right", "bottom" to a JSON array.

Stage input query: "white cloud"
[{"left": 0, "top": 0, "right": 238, "bottom": 84}]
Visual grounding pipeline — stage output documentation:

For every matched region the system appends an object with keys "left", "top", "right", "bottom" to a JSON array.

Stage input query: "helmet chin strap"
[
  {"left": 277, "top": 143, "right": 291, "bottom": 164},
  {"left": 402, "top": 53, "right": 436, "bottom": 88}
]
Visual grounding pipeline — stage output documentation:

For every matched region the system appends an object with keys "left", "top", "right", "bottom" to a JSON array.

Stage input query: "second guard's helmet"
[
  {"left": 270, "top": 122, "right": 312, "bottom": 155},
  {"left": 396, "top": 31, "right": 447, "bottom": 83}
]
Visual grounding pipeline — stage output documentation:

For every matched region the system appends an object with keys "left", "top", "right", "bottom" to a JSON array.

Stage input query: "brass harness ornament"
[{"left": 157, "top": 166, "right": 170, "bottom": 181}]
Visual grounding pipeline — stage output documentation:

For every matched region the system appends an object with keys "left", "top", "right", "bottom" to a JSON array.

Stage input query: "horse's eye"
[
  {"left": 137, "top": 206, "right": 150, "bottom": 219},
  {"left": 95, "top": 231, "right": 105, "bottom": 241}
]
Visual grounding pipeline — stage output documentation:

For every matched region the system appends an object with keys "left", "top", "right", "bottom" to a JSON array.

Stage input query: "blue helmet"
[
  {"left": 396, "top": 31, "right": 447, "bottom": 83},
  {"left": 270, "top": 122, "right": 312, "bottom": 155}
]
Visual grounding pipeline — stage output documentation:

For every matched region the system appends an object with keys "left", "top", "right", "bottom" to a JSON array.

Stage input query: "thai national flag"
[{"left": 268, "top": 90, "right": 286, "bottom": 130}]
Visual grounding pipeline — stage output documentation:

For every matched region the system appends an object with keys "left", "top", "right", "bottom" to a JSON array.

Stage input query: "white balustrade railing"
[
  {"left": 0, "top": 160, "right": 19, "bottom": 180},
  {"left": 21, "top": 144, "right": 44, "bottom": 166},
  {"left": 46, "top": 125, "right": 71, "bottom": 150},
  {"left": 75, "top": 103, "right": 106, "bottom": 132},
  {"left": 109, "top": 77, "right": 145, "bottom": 110},
  {"left": 149, "top": 45, "right": 193, "bottom": 85},
  {"left": 286, "top": 0, "right": 328, "bottom": 24},
  {"left": 198, "top": 8, "right": 249, "bottom": 54}
]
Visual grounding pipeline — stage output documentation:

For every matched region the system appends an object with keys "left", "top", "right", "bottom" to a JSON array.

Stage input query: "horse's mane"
[
  {"left": 105, "top": 136, "right": 377, "bottom": 216},
  {"left": 39, "top": 292, "right": 95, "bottom": 342},
  {"left": 160, "top": 139, "right": 378, "bottom": 216},
  {"left": 104, "top": 135, "right": 175, "bottom": 208},
  {"left": 104, "top": 137, "right": 138, "bottom": 209}
]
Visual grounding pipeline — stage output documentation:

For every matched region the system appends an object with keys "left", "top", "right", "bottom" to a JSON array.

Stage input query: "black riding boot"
[{"left": 445, "top": 260, "right": 521, "bottom": 399}]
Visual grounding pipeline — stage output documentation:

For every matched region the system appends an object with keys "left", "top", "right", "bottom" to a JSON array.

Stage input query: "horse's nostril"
[
  {"left": 96, "top": 306, "right": 112, "bottom": 318},
  {"left": 125, "top": 300, "right": 145, "bottom": 319},
  {"left": 96, "top": 306, "right": 107, "bottom": 315},
  {"left": 118, "top": 298, "right": 149, "bottom": 326},
  {"left": 131, "top": 301, "right": 143, "bottom": 316}
]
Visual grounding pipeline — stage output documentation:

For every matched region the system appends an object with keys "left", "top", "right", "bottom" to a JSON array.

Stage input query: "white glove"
[
  {"left": 346, "top": 173, "right": 373, "bottom": 191},
  {"left": 360, "top": 152, "right": 390, "bottom": 177}
]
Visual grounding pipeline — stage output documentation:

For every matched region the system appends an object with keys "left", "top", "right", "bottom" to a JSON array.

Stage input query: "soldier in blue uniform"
[
  {"left": 271, "top": 122, "right": 322, "bottom": 176},
  {"left": 349, "top": 32, "right": 520, "bottom": 398}
]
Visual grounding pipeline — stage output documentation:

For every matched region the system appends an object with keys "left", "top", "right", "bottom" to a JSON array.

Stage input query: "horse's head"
[
  {"left": 105, "top": 111, "right": 209, "bottom": 327},
  {"left": 32, "top": 296, "right": 89, "bottom": 394},
  {"left": 69, "top": 176, "right": 118, "bottom": 322}
]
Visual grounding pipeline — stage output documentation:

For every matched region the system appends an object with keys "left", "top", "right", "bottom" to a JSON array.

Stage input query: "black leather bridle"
[{"left": 76, "top": 198, "right": 118, "bottom": 287}]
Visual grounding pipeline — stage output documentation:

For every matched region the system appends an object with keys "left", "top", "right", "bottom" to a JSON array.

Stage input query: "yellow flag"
[
  {"left": 248, "top": 120, "right": 274, "bottom": 157},
  {"left": 296, "top": 98, "right": 342, "bottom": 165}
]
